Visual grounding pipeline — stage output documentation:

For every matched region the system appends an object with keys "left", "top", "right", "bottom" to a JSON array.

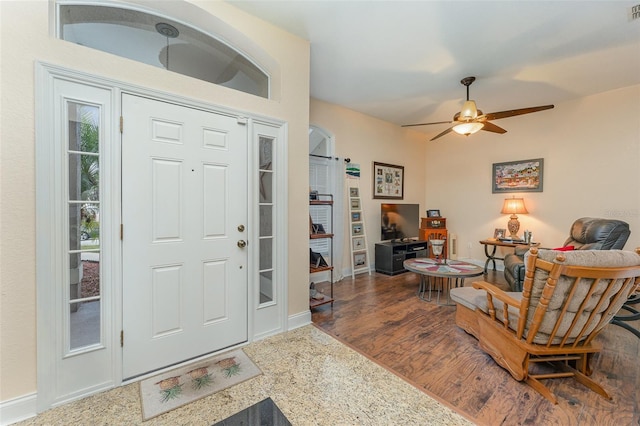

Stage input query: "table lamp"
[{"left": 501, "top": 197, "right": 528, "bottom": 239}]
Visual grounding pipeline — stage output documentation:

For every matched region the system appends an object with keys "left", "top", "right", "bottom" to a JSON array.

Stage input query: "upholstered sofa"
[{"left": 503, "top": 217, "right": 630, "bottom": 291}]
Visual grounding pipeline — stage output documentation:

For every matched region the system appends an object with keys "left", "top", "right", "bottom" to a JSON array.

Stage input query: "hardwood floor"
[{"left": 311, "top": 269, "right": 640, "bottom": 426}]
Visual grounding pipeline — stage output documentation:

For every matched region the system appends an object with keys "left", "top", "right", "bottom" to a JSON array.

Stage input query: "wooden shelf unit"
[{"left": 309, "top": 193, "right": 334, "bottom": 307}]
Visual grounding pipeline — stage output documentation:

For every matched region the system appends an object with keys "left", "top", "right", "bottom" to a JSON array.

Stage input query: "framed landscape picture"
[
  {"left": 373, "top": 162, "right": 404, "bottom": 199},
  {"left": 492, "top": 158, "right": 544, "bottom": 193}
]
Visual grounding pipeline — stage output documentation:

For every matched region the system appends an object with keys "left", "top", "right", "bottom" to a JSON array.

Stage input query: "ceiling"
[{"left": 227, "top": 1, "right": 640, "bottom": 134}]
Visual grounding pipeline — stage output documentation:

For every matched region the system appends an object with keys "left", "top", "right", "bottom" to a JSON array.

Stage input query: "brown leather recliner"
[{"left": 503, "top": 217, "right": 630, "bottom": 291}]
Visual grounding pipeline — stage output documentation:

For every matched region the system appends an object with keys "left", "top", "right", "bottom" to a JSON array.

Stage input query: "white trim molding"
[
  {"left": 287, "top": 310, "right": 312, "bottom": 331},
  {"left": 0, "top": 393, "right": 37, "bottom": 426}
]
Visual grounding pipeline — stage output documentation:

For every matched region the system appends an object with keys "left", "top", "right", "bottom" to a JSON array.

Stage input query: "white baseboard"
[
  {"left": 0, "top": 392, "right": 37, "bottom": 426},
  {"left": 287, "top": 309, "right": 311, "bottom": 331}
]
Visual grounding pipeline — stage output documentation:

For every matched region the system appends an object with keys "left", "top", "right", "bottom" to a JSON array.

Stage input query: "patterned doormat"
[{"left": 139, "top": 349, "right": 262, "bottom": 421}]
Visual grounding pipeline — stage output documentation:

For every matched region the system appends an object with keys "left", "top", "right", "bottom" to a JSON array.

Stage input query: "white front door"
[{"left": 122, "top": 94, "right": 248, "bottom": 378}]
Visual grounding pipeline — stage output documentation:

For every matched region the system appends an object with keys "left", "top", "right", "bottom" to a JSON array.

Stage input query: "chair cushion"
[
  {"left": 450, "top": 286, "right": 523, "bottom": 325},
  {"left": 523, "top": 249, "right": 640, "bottom": 344}
]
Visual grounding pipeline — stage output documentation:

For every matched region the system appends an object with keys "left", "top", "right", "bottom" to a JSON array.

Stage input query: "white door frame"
[{"left": 35, "top": 62, "right": 288, "bottom": 411}]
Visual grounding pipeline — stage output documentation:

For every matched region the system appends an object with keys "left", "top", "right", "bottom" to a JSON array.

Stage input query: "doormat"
[
  {"left": 139, "top": 349, "right": 262, "bottom": 421},
  {"left": 213, "top": 397, "right": 291, "bottom": 426}
]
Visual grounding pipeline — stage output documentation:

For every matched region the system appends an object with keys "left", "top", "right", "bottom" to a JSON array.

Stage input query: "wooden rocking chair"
[{"left": 453, "top": 247, "right": 640, "bottom": 404}]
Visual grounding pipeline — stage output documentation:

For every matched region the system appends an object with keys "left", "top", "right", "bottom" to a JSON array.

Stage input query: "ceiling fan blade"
[
  {"left": 402, "top": 120, "right": 453, "bottom": 128},
  {"left": 484, "top": 105, "right": 554, "bottom": 121},
  {"left": 430, "top": 126, "right": 454, "bottom": 141},
  {"left": 481, "top": 121, "right": 507, "bottom": 134}
]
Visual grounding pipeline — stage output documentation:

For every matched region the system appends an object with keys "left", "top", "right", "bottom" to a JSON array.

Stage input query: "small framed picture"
[
  {"left": 352, "top": 236, "right": 365, "bottom": 250},
  {"left": 349, "top": 187, "right": 359, "bottom": 197},
  {"left": 373, "top": 162, "right": 404, "bottom": 199},
  {"left": 351, "top": 198, "right": 361, "bottom": 210},
  {"left": 427, "top": 209, "right": 441, "bottom": 218},
  {"left": 353, "top": 252, "right": 367, "bottom": 267},
  {"left": 494, "top": 228, "right": 506, "bottom": 239},
  {"left": 352, "top": 223, "right": 363, "bottom": 236},
  {"left": 351, "top": 211, "right": 361, "bottom": 222}
]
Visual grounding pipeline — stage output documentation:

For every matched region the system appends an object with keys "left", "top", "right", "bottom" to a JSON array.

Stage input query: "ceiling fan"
[{"left": 402, "top": 76, "right": 554, "bottom": 141}]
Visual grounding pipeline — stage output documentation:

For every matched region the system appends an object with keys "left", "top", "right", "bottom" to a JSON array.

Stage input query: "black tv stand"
[{"left": 375, "top": 240, "right": 428, "bottom": 275}]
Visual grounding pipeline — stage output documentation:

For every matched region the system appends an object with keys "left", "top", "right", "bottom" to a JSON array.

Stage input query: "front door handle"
[{"left": 237, "top": 240, "right": 247, "bottom": 248}]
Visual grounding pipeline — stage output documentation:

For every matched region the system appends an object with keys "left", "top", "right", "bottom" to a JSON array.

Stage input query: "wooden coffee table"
[{"left": 403, "top": 258, "right": 484, "bottom": 305}]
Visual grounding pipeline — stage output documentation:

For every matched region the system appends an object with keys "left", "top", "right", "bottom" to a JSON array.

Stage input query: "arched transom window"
[{"left": 58, "top": 3, "right": 270, "bottom": 98}]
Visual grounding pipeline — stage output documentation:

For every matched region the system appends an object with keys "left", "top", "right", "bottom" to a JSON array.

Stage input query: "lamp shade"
[
  {"left": 452, "top": 121, "right": 484, "bottom": 135},
  {"left": 459, "top": 100, "right": 479, "bottom": 120},
  {"left": 501, "top": 197, "right": 528, "bottom": 215}
]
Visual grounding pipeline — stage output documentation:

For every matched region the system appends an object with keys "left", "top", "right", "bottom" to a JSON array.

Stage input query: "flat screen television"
[{"left": 380, "top": 203, "right": 420, "bottom": 242}]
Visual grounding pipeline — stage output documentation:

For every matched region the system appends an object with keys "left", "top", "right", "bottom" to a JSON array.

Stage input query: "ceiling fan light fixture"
[
  {"left": 460, "top": 100, "right": 478, "bottom": 119},
  {"left": 452, "top": 121, "right": 484, "bottom": 136}
]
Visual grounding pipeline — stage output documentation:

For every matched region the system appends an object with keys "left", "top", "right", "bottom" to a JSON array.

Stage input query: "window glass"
[
  {"left": 67, "top": 101, "right": 101, "bottom": 351},
  {"left": 59, "top": 4, "right": 269, "bottom": 98},
  {"left": 259, "top": 271, "right": 273, "bottom": 304},
  {"left": 259, "top": 205, "right": 272, "bottom": 237},
  {"left": 258, "top": 136, "right": 275, "bottom": 304}
]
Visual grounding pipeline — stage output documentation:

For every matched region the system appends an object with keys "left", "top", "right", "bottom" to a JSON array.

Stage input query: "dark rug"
[{"left": 213, "top": 398, "right": 291, "bottom": 426}]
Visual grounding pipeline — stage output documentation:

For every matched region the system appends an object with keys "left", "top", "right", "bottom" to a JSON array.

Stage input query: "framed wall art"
[
  {"left": 373, "top": 162, "right": 404, "bottom": 199},
  {"left": 492, "top": 158, "right": 544, "bottom": 193},
  {"left": 352, "top": 236, "right": 365, "bottom": 250},
  {"left": 351, "top": 211, "right": 361, "bottom": 222},
  {"left": 349, "top": 187, "right": 359, "bottom": 197},
  {"left": 353, "top": 252, "right": 367, "bottom": 267},
  {"left": 351, "top": 223, "right": 363, "bottom": 236}
]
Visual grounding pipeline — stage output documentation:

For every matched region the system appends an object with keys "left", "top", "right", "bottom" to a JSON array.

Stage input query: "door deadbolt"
[
  {"left": 237, "top": 224, "right": 245, "bottom": 232},
  {"left": 237, "top": 240, "right": 247, "bottom": 248}
]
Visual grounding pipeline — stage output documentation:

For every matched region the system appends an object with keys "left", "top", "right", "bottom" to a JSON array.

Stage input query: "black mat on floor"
[{"left": 213, "top": 397, "right": 291, "bottom": 426}]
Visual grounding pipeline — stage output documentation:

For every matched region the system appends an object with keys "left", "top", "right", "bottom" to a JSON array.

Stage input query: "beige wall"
[
  {"left": 0, "top": 0, "right": 310, "bottom": 401},
  {"left": 310, "top": 99, "right": 428, "bottom": 269},
  {"left": 422, "top": 85, "right": 640, "bottom": 262},
  {"left": 312, "top": 85, "right": 640, "bottom": 270}
]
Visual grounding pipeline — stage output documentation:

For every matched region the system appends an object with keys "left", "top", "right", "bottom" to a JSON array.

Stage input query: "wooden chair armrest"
[
  {"left": 472, "top": 280, "right": 523, "bottom": 329},
  {"left": 472, "top": 281, "right": 522, "bottom": 308}
]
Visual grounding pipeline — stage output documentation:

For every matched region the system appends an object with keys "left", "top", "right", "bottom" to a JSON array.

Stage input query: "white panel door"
[{"left": 122, "top": 94, "right": 248, "bottom": 378}]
